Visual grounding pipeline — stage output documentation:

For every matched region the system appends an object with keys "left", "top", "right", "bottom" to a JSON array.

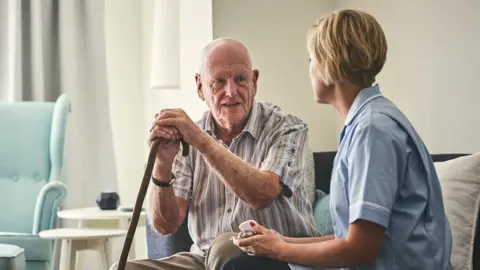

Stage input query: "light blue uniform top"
[{"left": 329, "top": 84, "right": 452, "bottom": 270}]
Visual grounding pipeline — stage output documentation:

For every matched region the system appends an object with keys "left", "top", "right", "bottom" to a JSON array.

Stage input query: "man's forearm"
[
  {"left": 283, "top": 234, "right": 335, "bottom": 244},
  {"left": 195, "top": 133, "right": 282, "bottom": 209},
  {"left": 146, "top": 168, "right": 181, "bottom": 235},
  {"left": 278, "top": 238, "right": 372, "bottom": 269}
]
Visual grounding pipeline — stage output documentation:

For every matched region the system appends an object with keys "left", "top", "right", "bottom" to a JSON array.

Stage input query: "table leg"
[
  {"left": 60, "top": 239, "right": 78, "bottom": 270},
  {"left": 98, "top": 239, "right": 111, "bottom": 270},
  {"left": 119, "top": 218, "right": 136, "bottom": 259},
  {"left": 104, "top": 238, "right": 112, "bottom": 266},
  {"left": 75, "top": 220, "right": 87, "bottom": 269},
  {"left": 86, "top": 238, "right": 110, "bottom": 270}
]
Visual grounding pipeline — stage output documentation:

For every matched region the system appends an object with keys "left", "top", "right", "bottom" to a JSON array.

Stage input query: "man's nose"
[{"left": 225, "top": 79, "right": 238, "bottom": 97}]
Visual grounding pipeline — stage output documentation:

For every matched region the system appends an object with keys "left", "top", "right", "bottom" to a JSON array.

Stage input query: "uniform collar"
[
  {"left": 344, "top": 84, "right": 383, "bottom": 126},
  {"left": 205, "top": 101, "right": 261, "bottom": 140}
]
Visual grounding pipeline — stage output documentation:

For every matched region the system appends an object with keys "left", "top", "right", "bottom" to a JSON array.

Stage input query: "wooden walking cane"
[{"left": 116, "top": 138, "right": 189, "bottom": 270}]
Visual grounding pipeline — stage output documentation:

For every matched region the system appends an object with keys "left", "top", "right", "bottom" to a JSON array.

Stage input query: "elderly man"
[{"left": 114, "top": 38, "right": 318, "bottom": 270}]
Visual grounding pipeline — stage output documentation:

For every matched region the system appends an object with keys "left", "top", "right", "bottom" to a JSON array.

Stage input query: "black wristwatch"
[{"left": 151, "top": 175, "right": 176, "bottom": 187}]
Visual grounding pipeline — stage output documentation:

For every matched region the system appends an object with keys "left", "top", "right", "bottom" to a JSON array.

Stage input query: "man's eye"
[
  {"left": 213, "top": 78, "right": 226, "bottom": 86},
  {"left": 234, "top": 76, "right": 247, "bottom": 85},
  {"left": 214, "top": 78, "right": 225, "bottom": 83}
]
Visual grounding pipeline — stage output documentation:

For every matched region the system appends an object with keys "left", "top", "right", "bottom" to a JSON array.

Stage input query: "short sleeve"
[
  {"left": 172, "top": 145, "right": 193, "bottom": 201},
  {"left": 347, "top": 118, "right": 406, "bottom": 229},
  {"left": 260, "top": 123, "right": 308, "bottom": 192}
]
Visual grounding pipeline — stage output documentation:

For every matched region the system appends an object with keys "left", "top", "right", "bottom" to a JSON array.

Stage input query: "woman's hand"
[{"left": 232, "top": 222, "right": 288, "bottom": 260}]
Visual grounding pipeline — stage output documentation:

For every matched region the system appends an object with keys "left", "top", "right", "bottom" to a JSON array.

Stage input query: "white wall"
[
  {"left": 96, "top": 0, "right": 213, "bottom": 265},
  {"left": 335, "top": 0, "right": 480, "bottom": 153},
  {"left": 212, "top": 0, "right": 339, "bottom": 151},
  {"left": 95, "top": 0, "right": 147, "bottom": 267},
  {"left": 144, "top": 0, "right": 212, "bottom": 129},
  {"left": 105, "top": 0, "right": 145, "bottom": 210}
]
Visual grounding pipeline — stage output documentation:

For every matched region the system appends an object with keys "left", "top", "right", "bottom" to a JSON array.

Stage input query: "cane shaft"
[{"left": 117, "top": 139, "right": 188, "bottom": 270}]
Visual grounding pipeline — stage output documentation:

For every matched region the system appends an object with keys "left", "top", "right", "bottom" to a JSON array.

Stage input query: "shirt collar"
[
  {"left": 205, "top": 101, "right": 261, "bottom": 140},
  {"left": 344, "top": 84, "right": 383, "bottom": 126}
]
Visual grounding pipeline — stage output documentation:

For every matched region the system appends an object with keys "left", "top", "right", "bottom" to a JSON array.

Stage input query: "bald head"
[{"left": 198, "top": 38, "right": 252, "bottom": 76}]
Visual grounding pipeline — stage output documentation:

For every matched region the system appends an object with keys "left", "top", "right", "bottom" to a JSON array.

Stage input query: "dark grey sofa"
[{"left": 145, "top": 152, "right": 479, "bottom": 269}]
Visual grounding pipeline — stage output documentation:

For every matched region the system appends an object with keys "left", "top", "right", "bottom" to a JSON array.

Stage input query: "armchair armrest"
[{"left": 32, "top": 181, "right": 67, "bottom": 234}]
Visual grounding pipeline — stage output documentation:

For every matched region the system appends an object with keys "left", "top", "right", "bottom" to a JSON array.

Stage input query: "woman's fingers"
[
  {"left": 234, "top": 235, "right": 260, "bottom": 247},
  {"left": 251, "top": 223, "right": 269, "bottom": 234}
]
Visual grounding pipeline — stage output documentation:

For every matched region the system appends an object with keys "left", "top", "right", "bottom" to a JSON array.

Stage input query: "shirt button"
[{"left": 227, "top": 208, "right": 232, "bottom": 213}]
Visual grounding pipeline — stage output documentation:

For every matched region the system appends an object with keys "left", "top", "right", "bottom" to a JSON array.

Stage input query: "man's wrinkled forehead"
[{"left": 200, "top": 41, "right": 252, "bottom": 76}]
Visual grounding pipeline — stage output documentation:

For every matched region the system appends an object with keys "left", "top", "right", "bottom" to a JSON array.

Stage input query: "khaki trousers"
[{"left": 110, "top": 233, "right": 243, "bottom": 270}]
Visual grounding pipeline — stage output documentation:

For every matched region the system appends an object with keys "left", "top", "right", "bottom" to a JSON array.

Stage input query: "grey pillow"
[
  {"left": 434, "top": 152, "right": 480, "bottom": 270},
  {"left": 304, "top": 148, "right": 316, "bottom": 205}
]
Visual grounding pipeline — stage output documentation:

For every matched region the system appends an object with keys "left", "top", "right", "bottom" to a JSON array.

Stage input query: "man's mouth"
[{"left": 223, "top": 103, "right": 241, "bottom": 108}]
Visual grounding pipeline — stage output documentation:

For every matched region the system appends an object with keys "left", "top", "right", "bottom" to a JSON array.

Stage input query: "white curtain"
[
  {"left": 0, "top": 0, "right": 118, "bottom": 223},
  {"left": 0, "top": 0, "right": 62, "bottom": 101},
  {"left": 0, "top": 1, "right": 118, "bottom": 267}
]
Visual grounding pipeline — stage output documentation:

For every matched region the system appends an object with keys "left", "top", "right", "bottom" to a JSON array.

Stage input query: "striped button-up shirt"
[{"left": 172, "top": 101, "right": 319, "bottom": 255}]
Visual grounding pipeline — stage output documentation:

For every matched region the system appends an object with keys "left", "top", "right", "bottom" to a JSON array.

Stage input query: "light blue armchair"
[{"left": 0, "top": 94, "right": 71, "bottom": 270}]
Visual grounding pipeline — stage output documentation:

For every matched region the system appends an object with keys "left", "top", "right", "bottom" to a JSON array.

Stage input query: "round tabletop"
[
  {"left": 57, "top": 207, "right": 146, "bottom": 221},
  {"left": 39, "top": 228, "right": 127, "bottom": 240}
]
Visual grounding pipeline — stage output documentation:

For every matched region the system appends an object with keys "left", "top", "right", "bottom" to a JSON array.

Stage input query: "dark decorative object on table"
[{"left": 96, "top": 191, "right": 120, "bottom": 210}]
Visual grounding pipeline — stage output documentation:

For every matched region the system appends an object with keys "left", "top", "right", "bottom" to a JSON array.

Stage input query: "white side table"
[
  {"left": 40, "top": 228, "right": 127, "bottom": 270},
  {"left": 57, "top": 207, "right": 146, "bottom": 260}
]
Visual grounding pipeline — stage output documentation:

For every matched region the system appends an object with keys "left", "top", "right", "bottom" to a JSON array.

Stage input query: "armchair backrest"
[{"left": 0, "top": 94, "right": 71, "bottom": 233}]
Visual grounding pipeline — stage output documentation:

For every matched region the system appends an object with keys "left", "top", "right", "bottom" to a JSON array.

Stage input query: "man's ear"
[
  {"left": 195, "top": 73, "right": 205, "bottom": 101},
  {"left": 252, "top": 69, "right": 259, "bottom": 88},
  {"left": 252, "top": 69, "right": 260, "bottom": 95}
]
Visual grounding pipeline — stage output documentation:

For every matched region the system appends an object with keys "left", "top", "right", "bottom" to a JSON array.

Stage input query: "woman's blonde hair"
[{"left": 307, "top": 9, "right": 387, "bottom": 87}]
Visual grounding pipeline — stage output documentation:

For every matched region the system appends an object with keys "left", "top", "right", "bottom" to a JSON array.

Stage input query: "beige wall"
[
  {"left": 212, "top": 0, "right": 340, "bottom": 151},
  {"left": 336, "top": 0, "right": 480, "bottom": 153},
  {"left": 212, "top": 0, "right": 480, "bottom": 154}
]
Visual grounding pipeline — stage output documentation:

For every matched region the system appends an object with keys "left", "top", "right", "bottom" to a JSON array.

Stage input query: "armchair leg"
[{"left": 51, "top": 239, "right": 60, "bottom": 270}]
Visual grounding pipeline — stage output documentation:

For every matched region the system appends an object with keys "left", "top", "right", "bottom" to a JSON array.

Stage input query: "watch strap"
[{"left": 151, "top": 175, "right": 175, "bottom": 187}]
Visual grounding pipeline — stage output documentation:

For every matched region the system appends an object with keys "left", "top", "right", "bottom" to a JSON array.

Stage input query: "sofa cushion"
[
  {"left": 313, "top": 152, "right": 337, "bottom": 193},
  {"left": 312, "top": 190, "right": 334, "bottom": 235},
  {"left": 0, "top": 232, "right": 52, "bottom": 261},
  {"left": 434, "top": 152, "right": 480, "bottom": 270}
]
